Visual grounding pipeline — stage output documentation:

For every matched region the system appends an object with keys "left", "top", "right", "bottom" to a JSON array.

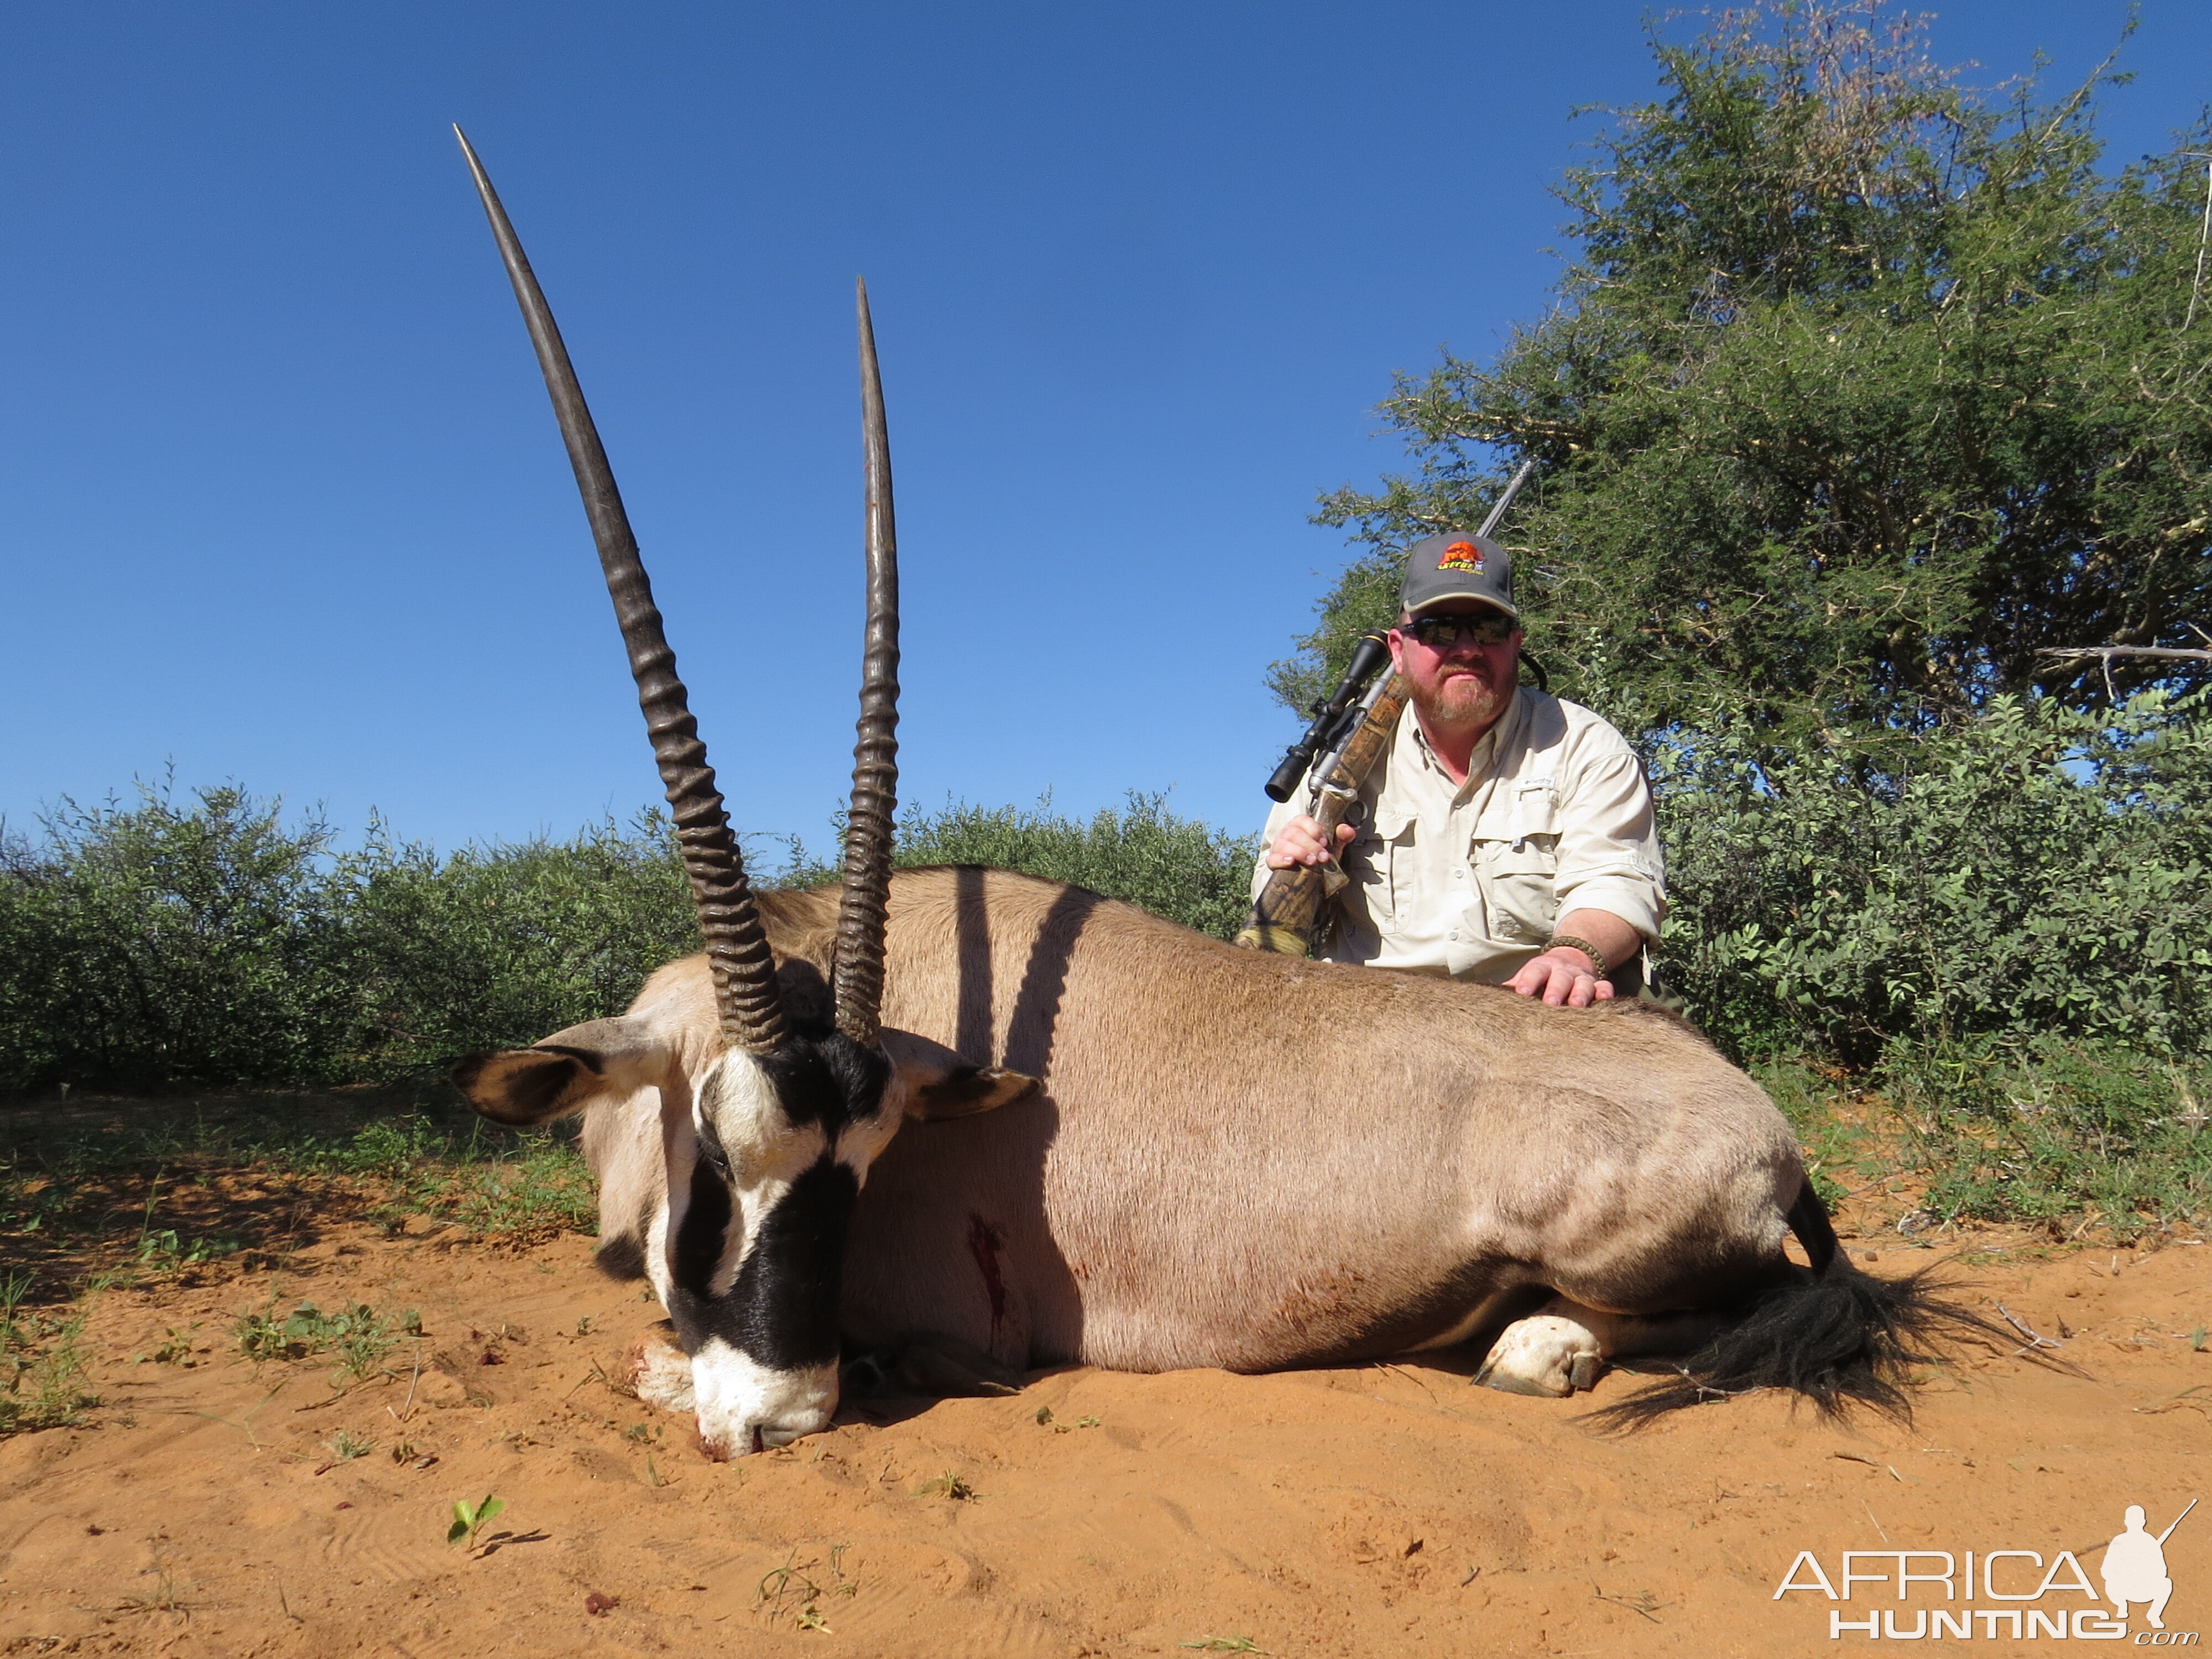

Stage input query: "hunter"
[{"left": 1257, "top": 530, "right": 1663, "bottom": 1009}]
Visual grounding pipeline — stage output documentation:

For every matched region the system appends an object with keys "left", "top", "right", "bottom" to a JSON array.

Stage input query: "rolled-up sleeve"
[
  {"left": 1550, "top": 742, "right": 1666, "bottom": 943},
  {"left": 1548, "top": 743, "right": 1663, "bottom": 947}
]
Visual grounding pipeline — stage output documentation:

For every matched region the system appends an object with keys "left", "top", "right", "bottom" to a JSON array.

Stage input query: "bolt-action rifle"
[{"left": 1235, "top": 461, "right": 1535, "bottom": 956}]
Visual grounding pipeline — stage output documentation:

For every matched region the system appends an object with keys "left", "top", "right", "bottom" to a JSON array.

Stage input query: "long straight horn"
[
  {"left": 832, "top": 279, "right": 900, "bottom": 1047},
  {"left": 453, "top": 126, "right": 786, "bottom": 1055}
]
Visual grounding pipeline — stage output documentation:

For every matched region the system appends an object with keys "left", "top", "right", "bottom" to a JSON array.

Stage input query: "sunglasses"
[{"left": 1401, "top": 612, "right": 1517, "bottom": 649}]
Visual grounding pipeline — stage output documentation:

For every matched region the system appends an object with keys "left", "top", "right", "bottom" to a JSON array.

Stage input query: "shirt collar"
[{"left": 1408, "top": 688, "right": 1528, "bottom": 798}]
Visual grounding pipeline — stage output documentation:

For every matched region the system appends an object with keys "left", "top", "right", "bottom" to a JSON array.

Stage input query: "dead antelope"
[{"left": 449, "top": 134, "right": 1989, "bottom": 1457}]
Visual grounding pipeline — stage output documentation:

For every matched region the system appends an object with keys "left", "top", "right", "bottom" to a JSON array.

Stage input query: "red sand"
[{"left": 3, "top": 1220, "right": 2208, "bottom": 1656}]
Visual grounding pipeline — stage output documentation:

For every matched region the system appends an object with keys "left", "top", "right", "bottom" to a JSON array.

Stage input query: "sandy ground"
[{"left": 3, "top": 1217, "right": 2209, "bottom": 1658}]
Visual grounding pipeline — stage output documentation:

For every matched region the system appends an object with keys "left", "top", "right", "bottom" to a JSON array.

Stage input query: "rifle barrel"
[
  {"left": 2158, "top": 1498, "right": 2197, "bottom": 1545},
  {"left": 1475, "top": 458, "right": 1536, "bottom": 539}
]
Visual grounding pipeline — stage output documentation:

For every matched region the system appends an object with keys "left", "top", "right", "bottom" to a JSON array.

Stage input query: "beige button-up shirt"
[{"left": 1253, "top": 688, "right": 1665, "bottom": 979}]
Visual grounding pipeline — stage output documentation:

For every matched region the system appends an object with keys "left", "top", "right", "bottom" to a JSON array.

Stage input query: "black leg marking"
[{"left": 593, "top": 1233, "right": 646, "bottom": 1282}]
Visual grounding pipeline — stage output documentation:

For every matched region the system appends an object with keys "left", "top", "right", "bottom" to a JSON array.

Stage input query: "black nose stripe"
[
  {"left": 667, "top": 1156, "right": 858, "bottom": 1373},
  {"left": 671, "top": 1156, "right": 734, "bottom": 1301}
]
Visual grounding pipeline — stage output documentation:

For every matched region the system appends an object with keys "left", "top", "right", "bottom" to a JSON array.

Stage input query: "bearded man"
[{"left": 1255, "top": 530, "right": 1664, "bottom": 1009}]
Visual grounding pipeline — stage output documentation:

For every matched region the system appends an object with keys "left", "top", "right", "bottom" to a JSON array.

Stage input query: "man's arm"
[{"left": 1503, "top": 724, "right": 1665, "bottom": 1009}]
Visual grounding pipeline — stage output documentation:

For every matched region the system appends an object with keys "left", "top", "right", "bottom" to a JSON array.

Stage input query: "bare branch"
[{"left": 2035, "top": 645, "right": 2212, "bottom": 665}]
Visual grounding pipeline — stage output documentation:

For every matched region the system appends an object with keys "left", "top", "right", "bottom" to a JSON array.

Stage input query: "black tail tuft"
[{"left": 1582, "top": 1262, "right": 2020, "bottom": 1432}]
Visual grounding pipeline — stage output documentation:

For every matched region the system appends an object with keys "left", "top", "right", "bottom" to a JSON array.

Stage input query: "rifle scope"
[{"left": 1262, "top": 630, "right": 1392, "bottom": 802}]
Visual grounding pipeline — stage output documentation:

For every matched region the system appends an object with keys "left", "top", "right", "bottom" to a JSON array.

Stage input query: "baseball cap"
[{"left": 1399, "top": 531, "right": 1516, "bottom": 620}]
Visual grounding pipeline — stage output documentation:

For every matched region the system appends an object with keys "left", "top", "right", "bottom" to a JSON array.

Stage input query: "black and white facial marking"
[{"left": 660, "top": 1026, "right": 899, "bottom": 1458}]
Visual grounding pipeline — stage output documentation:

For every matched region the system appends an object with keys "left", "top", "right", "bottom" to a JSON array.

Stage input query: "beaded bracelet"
[{"left": 1547, "top": 934, "right": 1609, "bottom": 977}]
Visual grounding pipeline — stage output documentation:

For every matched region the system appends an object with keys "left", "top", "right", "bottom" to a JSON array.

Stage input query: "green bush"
[
  {"left": 8, "top": 740, "right": 2205, "bottom": 1234},
  {"left": 860, "top": 793, "right": 1259, "bottom": 941},
  {"left": 1883, "top": 1038, "right": 2212, "bottom": 1237},
  {"left": 0, "top": 784, "right": 352, "bottom": 1092},
  {"left": 0, "top": 785, "right": 704, "bottom": 1094},
  {"left": 1657, "top": 689, "right": 2212, "bottom": 1067},
  {"left": 0, "top": 784, "right": 1254, "bottom": 1094},
  {"left": 335, "top": 819, "right": 699, "bottom": 1079}
]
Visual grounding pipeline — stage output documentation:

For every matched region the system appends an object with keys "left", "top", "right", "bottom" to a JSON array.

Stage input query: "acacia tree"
[{"left": 1285, "top": 1, "right": 2212, "bottom": 739}]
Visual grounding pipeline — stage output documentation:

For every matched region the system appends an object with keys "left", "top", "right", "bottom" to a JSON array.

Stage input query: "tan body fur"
[{"left": 582, "top": 866, "right": 1801, "bottom": 1376}]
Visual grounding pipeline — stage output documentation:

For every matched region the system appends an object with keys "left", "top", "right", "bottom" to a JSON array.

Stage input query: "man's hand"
[
  {"left": 1265, "top": 815, "right": 1355, "bottom": 870},
  {"left": 1505, "top": 946, "right": 1614, "bottom": 1009},
  {"left": 1505, "top": 909, "right": 1639, "bottom": 1009}
]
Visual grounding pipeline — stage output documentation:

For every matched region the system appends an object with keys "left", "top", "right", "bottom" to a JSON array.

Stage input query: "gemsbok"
[{"left": 448, "top": 131, "right": 1990, "bottom": 1459}]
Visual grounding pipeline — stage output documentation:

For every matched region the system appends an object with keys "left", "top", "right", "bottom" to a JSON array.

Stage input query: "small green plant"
[
  {"left": 912, "top": 1470, "right": 975, "bottom": 1500},
  {"left": 122, "top": 1173, "right": 231, "bottom": 1274},
  {"left": 330, "top": 1317, "right": 400, "bottom": 1385},
  {"left": 115, "top": 1570, "right": 198, "bottom": 1616},
  {"left": 447, "top": 1493, "right": 505, "bottom": 1548},
  {"left": 0, "top": 1308, "right": 100, "bottom": 1436},
  {"left": 1034, "top": 1405, "right": 1099, "bottom": 1433},
  {"left": 134, "top": 1232, "right": 233, "bottom": 1270},
  {"left": 232, "top": 1297, "right": 418, "bottom": 1383},
  {"left": 132, "top": 1172, "right": 166, "bottom": 1262},
  {"left": 325, "top": 1429, "right": 375, "bottom": 1461},
  {"left": 232, "top": 1300, "right": 289, "bottom": 1361},
  {"left": 151, "top": 1324, "right": 200, "bottom": 1365},
  {"left": 757, "top": 1545, "right": 857, "bottom": 1632},
  {"left": 0, "top": 1270, "right": 32, "bottom": 1347}
]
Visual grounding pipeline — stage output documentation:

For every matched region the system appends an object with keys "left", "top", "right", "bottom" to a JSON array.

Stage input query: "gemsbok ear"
[
  {"left": 450, "top": 1016, "right": 656, "bottom": 1126},
  {"left": 880, "top": 1029, "right": 1039, "bottom": 1120},
  {"left": 909, "top": 1065, "right": 1039, "bottom": 1120}
]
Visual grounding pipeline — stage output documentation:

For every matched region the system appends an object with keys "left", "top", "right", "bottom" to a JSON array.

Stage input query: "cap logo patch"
[{"left": 1437, "top": 540, "right": 1484, "bottom": 573}]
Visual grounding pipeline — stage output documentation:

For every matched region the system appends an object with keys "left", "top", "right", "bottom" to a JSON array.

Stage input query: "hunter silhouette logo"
[
  {"left": 1772, "top": 1498, "right": 2197, "bottom": 1642},
  {"left": 1436, "top": 539, "right": 1484, "bottom": 572},
  {"left": 2107, "top": 1501, "right": 2192, "bottom": 1630}
]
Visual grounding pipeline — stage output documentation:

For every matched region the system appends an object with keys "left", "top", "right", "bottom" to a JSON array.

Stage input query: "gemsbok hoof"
[
  {"left": 1474, "top": 1313, "right": 1605, "bottom": 1397},
  {"left": 623, "top": 1321, "right": 695, "bottom": 1413}
]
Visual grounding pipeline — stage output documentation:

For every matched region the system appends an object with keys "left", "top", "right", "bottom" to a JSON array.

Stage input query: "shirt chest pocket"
[
  {"left": 1471, "top": 791, "right": 1561, "bottom": 945},
  {"left": 1345, "top": 809, "right": 1418, "bottom": 925}
]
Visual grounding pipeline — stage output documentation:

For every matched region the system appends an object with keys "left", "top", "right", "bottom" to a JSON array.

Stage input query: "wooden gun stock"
[{"left": 1235, "top": 672, "right": 1411, "bottom": 956}]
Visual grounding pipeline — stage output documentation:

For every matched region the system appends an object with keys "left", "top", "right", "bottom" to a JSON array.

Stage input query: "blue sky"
[{"left": 3, "top": 1, "right": 2204, "bottom": 859}]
